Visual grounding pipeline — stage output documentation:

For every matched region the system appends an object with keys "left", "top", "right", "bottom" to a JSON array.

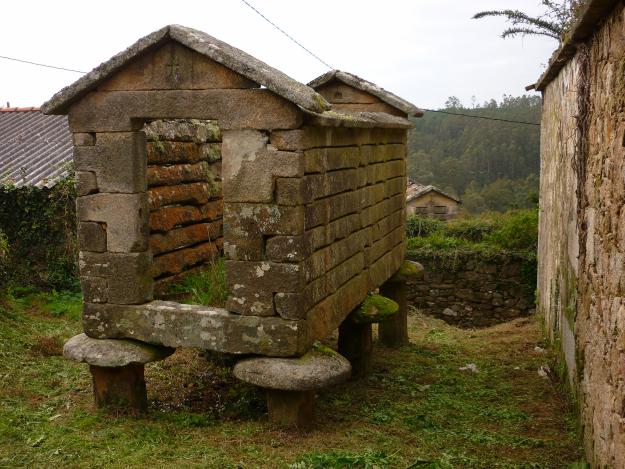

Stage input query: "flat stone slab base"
[
  {"left": 64, "top": 333, "right": 174, "bottom": 367},
  {"left": 233, "top": 346, "right": 351, "bottom": 391}
]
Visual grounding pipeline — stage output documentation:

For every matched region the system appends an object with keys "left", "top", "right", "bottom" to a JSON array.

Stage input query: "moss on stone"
[{"left": 351, "top": 294, "right": 399, "bottom": 324}]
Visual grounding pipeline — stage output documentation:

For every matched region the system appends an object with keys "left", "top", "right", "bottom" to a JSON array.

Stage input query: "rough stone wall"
[
  {"left": 221, "top": 125, "right": 407, "bottom": 340},
  {"left": 538, "top": 53, "right": 581, "bottom": 390},
  {"left": 539, "top": 3, "right": 625, "bottom": 466},
  {"left": 144, "top": 119, "right": 223, "bottom": 294},
  {"left": 408, "top": 255, "right": 535, "bottom": 327}
]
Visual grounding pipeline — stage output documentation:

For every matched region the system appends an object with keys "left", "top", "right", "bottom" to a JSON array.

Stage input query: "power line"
[
  {"left": 239, "top": 0, "right": 333, "bottom": 70},
  {"left": 0, "top": 42, "right": 539, "bottom": 128},
  {"left": 0, "top": 55, "right": 86, "bottom": 74},
  {"left": 422, "top": 108, "right": 540, "bottom": 126}
]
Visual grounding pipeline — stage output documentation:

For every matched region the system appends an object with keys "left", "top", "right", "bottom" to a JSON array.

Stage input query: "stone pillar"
[
  {"left": 90, "top": 364, "right": 147, "bottom": 412},
  {"left": 338, "top": 321, "right": 372, "bottom": 378},
  {"left": 379, "top": 261, "right": 424, "bottom": 348},
  {"left": 266, "top": 389, "right": 315, "bottom": 429},
  {"left": 338, "top": 293, "right": 398, "bottom": 378},
  {"left": 379, "top": 280, "right": 408, "bottom": 347},
  {"left": 233, "top": 346, "right": 351, "bottom": 430},
  {"left": 64, "top": 334, "right": 174, "bottom": 414}
]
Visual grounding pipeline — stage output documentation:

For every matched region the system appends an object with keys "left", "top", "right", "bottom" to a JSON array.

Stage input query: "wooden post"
[
  {"left": 89, "top": 364, "right": 148, "bottom": 413},
  {"left": 379, "top": 277, "right": 409, "bottom": 347},
  {"left": 266, "top": 389, "right": 315, "bottom": 430},
  {"left": 338, "top": 320, "right": 373, "bottom": 378}
]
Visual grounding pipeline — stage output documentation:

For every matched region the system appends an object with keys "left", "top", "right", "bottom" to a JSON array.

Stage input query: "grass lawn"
[{"left": 0, "top": 290, "right": 584, "bottom": 468}]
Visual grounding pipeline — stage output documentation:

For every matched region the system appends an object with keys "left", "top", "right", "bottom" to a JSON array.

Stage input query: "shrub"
[
  {"left": 445, "top": 216, "right": 498, "bottom": 242},
  {"left": 405, "top": 216, "right": 444, "bottom": 238},
  {"left": 484, "top": 209, "right": 538, "bottom": 251},
  {"left": 0, "top": 229, "right": 8, "bottom": 295},
  {"left": 0, "top": 177, "right": 77, "bottom": 290}
]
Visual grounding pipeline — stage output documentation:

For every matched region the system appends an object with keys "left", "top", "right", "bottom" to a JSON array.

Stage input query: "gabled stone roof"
[
  {"left": 308, "top": 70, "right": 423, "bottom": 117},
  {"left": 42, "top": 25, "right": 331, "bottom": 115},
  {"left": 406, "top": 181, "right": 461, "bottom": 204}
]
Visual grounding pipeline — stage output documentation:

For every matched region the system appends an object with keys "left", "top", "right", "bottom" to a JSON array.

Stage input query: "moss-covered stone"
[
  {"left": 393, "top": 260, "right": 425, "bottom": 282},
  {"left": 350, "top": 294, "right": 399, "bottom": 324}
]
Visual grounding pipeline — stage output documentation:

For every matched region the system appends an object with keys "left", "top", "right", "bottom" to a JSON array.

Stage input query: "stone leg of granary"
[
  {"left": 378, "top": 279, "right": 409, "bottom": 347},
  {"left": 266, "top": 389, "right": 316, "bottom": 430},
  {"left": 90, "top": 364, "right": 148, "bottom": 412},
  {"left": 63, "top": 334, "right": 174, "bottom": 414},
  {"left": 379, "top": 260, "right": 424, "bottom": 348},
  {"left": 233, "top": 346, "right": 351, "bottom": 431},
  {"left": 338, "top": 320, "right": 373, "bottom": 379}
]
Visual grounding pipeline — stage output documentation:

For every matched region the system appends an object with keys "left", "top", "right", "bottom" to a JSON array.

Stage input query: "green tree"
[{"left": 473, "top": 0, "right": 583, "bottom": 42}]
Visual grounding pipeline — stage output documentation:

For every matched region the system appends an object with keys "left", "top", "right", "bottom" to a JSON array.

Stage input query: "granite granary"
[{"left": 46, "top": 25, "right": 422, "bottom": 424}]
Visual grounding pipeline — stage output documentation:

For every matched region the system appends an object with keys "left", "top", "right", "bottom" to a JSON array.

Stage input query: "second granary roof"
[
  {"left": 309, "top": 70, "right": 423, "bottom": 117},
  {"left": 0, "top": 108, "right": 73, "bottom": 188},
  {"left": 42, "top": 24, "right": 332, "bottom": 115}
]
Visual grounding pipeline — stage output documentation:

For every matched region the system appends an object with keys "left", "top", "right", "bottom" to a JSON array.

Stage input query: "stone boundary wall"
[
  {"left": 538, "top": 2, "right": 625, "bottom": 466},
  {"left": 144, "top": 119, "right": 223, "bottom": 294},
  {"left": 407, "top": 253, "right": 535, "bottom": 327}
]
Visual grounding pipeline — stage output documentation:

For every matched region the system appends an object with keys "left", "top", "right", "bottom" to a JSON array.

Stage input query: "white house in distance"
[{"left": 405, "top": 180, "right": 461, "bottom": 221}]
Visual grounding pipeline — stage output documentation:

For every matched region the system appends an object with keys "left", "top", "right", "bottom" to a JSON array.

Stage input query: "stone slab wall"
[
  {"left": 539, "top": 3, "right": 625, "bottom": 466},
  {"left": 144, "top": 119, "right": 223, "bottom": 295},
  {"left": 224, "top": 125, "right": 407, "bottom": 341},
  {"left": 69, "top": 38, "right": 410, "bottom": 357},
  {"left": 407, "top": 254, "right": 535, "bottom": 327}
]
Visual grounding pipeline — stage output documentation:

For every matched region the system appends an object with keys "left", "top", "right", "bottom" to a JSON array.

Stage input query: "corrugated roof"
[{"left": 0, "top": 109, "right": 73, "bottom": 188}]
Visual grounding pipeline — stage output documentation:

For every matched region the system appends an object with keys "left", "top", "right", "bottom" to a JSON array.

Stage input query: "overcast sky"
[{"left": 0, "top": 0, "right": 557, "bottom": 110}]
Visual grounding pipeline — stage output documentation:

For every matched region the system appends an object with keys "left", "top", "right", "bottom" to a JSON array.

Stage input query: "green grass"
[
  {"left": 0, "top": 289, "right": 584, "bottom": 468},
  {"left": 166, "top": 257, "right": 228, "bottom": 307}
]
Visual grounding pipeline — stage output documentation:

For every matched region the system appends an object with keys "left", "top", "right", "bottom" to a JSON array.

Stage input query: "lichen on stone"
[{"left": 351, "top": 293, "right": 399, "bottom": 324}]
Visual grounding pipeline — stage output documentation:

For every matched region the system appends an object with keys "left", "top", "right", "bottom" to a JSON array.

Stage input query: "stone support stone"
[
  {"left": 266, "top": 389, "right": 315, "bottom": 430},
  {"left": 338, "top": 320, "right": 372, "bottom": 378}
]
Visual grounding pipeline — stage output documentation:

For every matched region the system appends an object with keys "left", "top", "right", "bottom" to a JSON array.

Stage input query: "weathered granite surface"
[
  {"left": 64, "top": 333, "right": 174, "bottom": 367},
  {"left": 233, "top": 344, "right": 351, "bottom": 390},
  {"left": 42, "top": 25, "right": 330, "bottom": 115}
]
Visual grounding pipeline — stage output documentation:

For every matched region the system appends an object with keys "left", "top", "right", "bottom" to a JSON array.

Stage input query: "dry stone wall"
[
  {"left": 408, "top": 255, "right": 535, "bottom": 327},
  {"left": 143, "top": 119, "right": 223, "bottom": 294},
  {"left": 539, "top": 3, "right": 625, "bottom": 466}
]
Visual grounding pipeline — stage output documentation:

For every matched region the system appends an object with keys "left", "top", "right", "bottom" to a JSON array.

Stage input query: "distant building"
[
  {"left": 405, "top": 181, "right": 460, "bottom": 220},
  {"left": 0, "top": 107, "right": 72, "bottom": 188}
]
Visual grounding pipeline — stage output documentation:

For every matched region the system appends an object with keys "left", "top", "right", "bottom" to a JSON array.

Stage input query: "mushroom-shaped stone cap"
[
  {"left": 392, "top": 260, "right": 425, "bottom": 283},
  {"left": 351, "top": 294, "right": 399, "bottom": 324},
  {"left": 63, "top": 334, "right": 175, "bottom": 367},
  {"left": 233, "top": 344, "right": 351, "bottom": 391}
]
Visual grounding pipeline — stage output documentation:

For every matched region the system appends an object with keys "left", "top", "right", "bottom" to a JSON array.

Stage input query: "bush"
[
  {"left": 0, "top": 178, "right": 78, "bottom": 290},
  {"left": 405, "top": 209, "right": 538, "bottom": 255},
  {"left": 484, "top": 209, "right": 538, "bottom": 251},
  {"left": 405, "top": 216, "right": 444, "bottom": 238},
  {"left": 445, "top": 216, "right": 497, "bottom": 242},
  {"left": 0, "top": 229, "right": 8, "bottom": 295}
]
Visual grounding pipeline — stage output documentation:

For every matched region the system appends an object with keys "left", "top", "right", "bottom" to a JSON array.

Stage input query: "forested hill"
[{"left": 407, "top": 95, "right": 541, "bottom": 213}]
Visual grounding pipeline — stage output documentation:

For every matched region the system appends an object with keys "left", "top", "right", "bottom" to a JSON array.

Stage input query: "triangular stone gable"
[
  {"left": 309, "top": 70, "right": 422, "bottom": 117},
  {"left": 99, "top": 42, "right": 259, "bottom": 92},
  {"left": 313, "top": 79, "right": 406, "bottom": 117},
  {"left": 43, "top": 25, "right": 330, "bottom": 115}
]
